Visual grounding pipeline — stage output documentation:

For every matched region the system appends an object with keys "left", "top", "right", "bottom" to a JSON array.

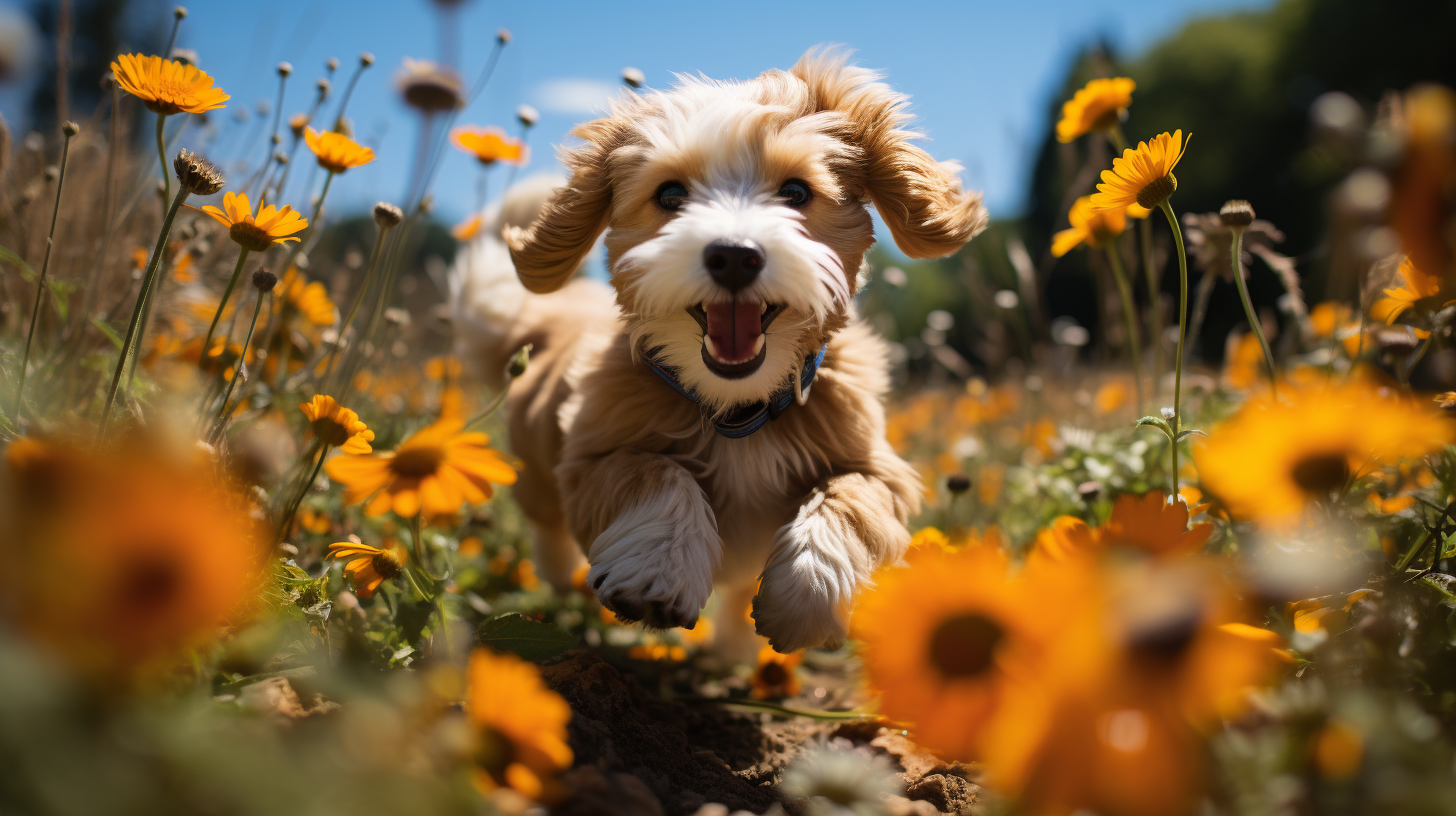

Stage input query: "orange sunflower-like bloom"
[
  {"left": 110, "top": 53, "right": 230, "bottom": 115},
  {"left": 1090, "top": 130, "right": 1190, "bottom": 212},
  {"left": 451, "top": 125, "right": 529, "bottom": 166},
  {"left": 299, "top": 395, "right": 374, "bottom": 454},
  {"left": 199, "top": 191, "right": 308, "bottom": 252},
  {"left": 275, "top": 266, "right": 337, "bottom": 328},
  {"left": 325, "top": 418, "right": 517, "bottom": 518},
  {"left": 1051, "top": 195, "right": 1129, "bottom": 256},
  {"left": 1371, "top": 257, "right": 1444, "bottom": 324},
  {"left": 1056, "top": 77, "right": 1135, "bottom": 143},
  {"left": 467, "top": 648, "right": 574, "bottom": 800},
  {"left": 326, "top": 541, "right": 404, "bottom": 598},
  {"left": 303, "top": 127, "right": 375, "bottom": 174},
  {"left": 750, "top": 646, "right": 804, "bottom": 699},
  {"left": 1029, "top": 492, "right": 1211, "bottom": 571},
  {"left": 1, "top": 436, "right": 267, "bottom": 680},
  {"left": 1194, "top": 379, "right": 1455, "bottom": 526},
  {"left": 853, "top": 544, "right": 1099, "bottom": 783}
]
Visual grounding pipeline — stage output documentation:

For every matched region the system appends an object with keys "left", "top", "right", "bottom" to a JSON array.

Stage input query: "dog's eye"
[
  {"left": 656, "top": 182, "right": 688, "bottom": 211},
  {"left": 777, "top": 179, "right": 812, "bottom": 208}
]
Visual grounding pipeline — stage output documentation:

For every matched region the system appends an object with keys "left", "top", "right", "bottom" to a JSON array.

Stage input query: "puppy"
[{"left": 452, "top": 48, "right": 987, "bottom": 653}]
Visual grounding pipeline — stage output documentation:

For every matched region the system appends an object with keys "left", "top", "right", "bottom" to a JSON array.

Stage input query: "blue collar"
[{"left": 646, "top": 345, "right": 827, "bottom": 439}]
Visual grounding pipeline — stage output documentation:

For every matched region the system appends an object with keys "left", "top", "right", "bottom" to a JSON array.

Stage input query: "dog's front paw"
[
  {"left": 752, "top": 491, "right": 862, "bottom": 652},
  {"left": 586, "top": 493, "right": 719, "bottom": 630}
]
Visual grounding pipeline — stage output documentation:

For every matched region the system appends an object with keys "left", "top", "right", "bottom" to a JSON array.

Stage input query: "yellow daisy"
[
  {"left": 750, "top": 646, "right": 804, "bottom": 699},
  {"left": 1371, "top": 257, "right": 1444, "bottom": 324},
  {"left": 299, "top": 395, "right": 374, "bottom": 454},
  {"left": 110, "top": 53, "right": 229, "bottom": 115},
  {"left": 326, "top": 541, "right": 404, "bottom": 598},
  {"left": 325, "top": 418, "right": 517, "bottom": 518},
  {"left": 1051, "top": 195, "right": 1129, "bottom": 256},
  {"left": 451, "top": 125, "right": 529, "bottom": 166},
  {"left": 1090, "top": 130, "right": 1190, "bottom": 212},
  {"left": 199, "top": 191, "right": 308, "bottom": 252},
  {"left": 274, "top": 266, "right": 337, "bottom": 328},
  {"left": 1056, "top": 77, "right": 1135, "bottom": 143},
  {"left": 303, "top": 127, "right": 375, "bottom": 174},
  {"left": 1195, "top": 379, "right": 1455, "bottom": 525},
  {"left": 466, "top": 648, "right": 573, "bottom": 800}
]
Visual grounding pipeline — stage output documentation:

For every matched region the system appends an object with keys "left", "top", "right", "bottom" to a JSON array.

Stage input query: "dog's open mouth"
[{"left": 687, "top": 301, "right": 784, "bottom": 379}]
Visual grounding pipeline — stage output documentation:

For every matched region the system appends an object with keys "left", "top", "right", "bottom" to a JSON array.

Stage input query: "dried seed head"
[
  {"left": 316, "top": 77, "right": 331, "bottom": 96},
  {"left": 516, "top": 104, "right": 540, "bottom": 128},
  {"left": 252, "top": 270, "right": 278, "bottom": 292},
  {"left": 277, "top": 62, "right": 293, "bottom": 78},
  {"left": 1219, "top": 199, "right": 1256, "bottom": 228},
  {"left": 496, "top": 28, "right": 511, "bottom": 45},
  {"left": 173, "top": 5, "right": 187, "bottom": 19},
  {"left": 419, "top": 195, "right": 434, "bottom": 215},
  {"left": 384, "top": 307, "right": 410, "bottom": 327},
  {"left": 43, "top": 165, "right": 58, "bottom": 182},
  {"left": 945, "top": 474, "right": 971, "bottom": 494},
  {"left": 622, "top": 67, "right": 645, "bottom": 88},
  {"left": 100, "top": 71, "right": 114, "bottom": 90},
  {"left": 289, "top": 112, "right": 308, "bottom": 138},
  {"left": 397, "top": 60, "right": 463, "bottom": 113},
  {"left": 326, "top": 57, "right": 340, "bottom": 73},
  {"left": 373, "top": 202, "right": 403, "bottom": 228},
  {"left": 61, "top": 121, "right": 79, "bottom": 137},
  {"left": 169, "top": 48, "right": 198, "bottom": 66},
  {"left": 255, "top": 100, "right": 271, "bottom": 117},
  {"left": 360, "top": 52, "right": 375, "bottom": 67}
]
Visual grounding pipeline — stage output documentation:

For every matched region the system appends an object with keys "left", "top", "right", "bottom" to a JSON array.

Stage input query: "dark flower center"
[
  {"left": 1291, "top": 452, "right": 1351, "bottom": 495},
  {"left": 312, "top": 417, "right": 352, "bottom": 447},
  {"left": 117, "top": 551, "right": 182, "bottom": 614},
  {"left": 1126, "top": 605, "right": 1202, "bottom": 666},
  {"left": 757, "top": 661, "right": 789, "bottom": 688},
  {"left": 370, "top": 551, "right": 402, "bottom": 580},
  {"left": 389, "top": 446, "right": 446, "bottom": 479},
  {"left": 230, "top": 221, "right": 276, "bottom": 252},
  {"left": 927, "top": 613, "right": 1005, "bottom": 679},
  {"left": 475, "top": 726, "right": 516, "bottom": 783},
  {"left": 1136, "top": 173, "right": 1178, "bottom": 209}
]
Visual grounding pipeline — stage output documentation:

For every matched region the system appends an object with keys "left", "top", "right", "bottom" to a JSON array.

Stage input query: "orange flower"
[
  {"left": 1090, "top": 130, "right": 1190, "bottom": 212},
  {"left": 451, "top": 125, "right": 529, "bottom": 165},
  {"left": 325, "top": 418, "right": 517, "bottom": 518},
  {"left": 303, "top": 127, "right": 375, "bottom": 174},
  {"left": 299, "top": 395, "right": 374, "bottom": 454},
  {"left": 1056, "top": 77, "right": 1135, "bottom": 143},
  {"left": 751, "top": 646, "right": 804, "bottom": 699},
  {"left": 199, "top": 191, "right": 308, "bottom": 252},
  {"left": 1371, "top": 257, "right": 1444, "bottom": 324},
  {"left": 110, "top": 53, "right": 229, "bottom": 115},
  {"left": 467, "top": 648, "right": 574, "bottom": 799},
  {"left": 326, "top": 541, "right": 404, "bottom": 598},
  {"left": 453, "top": 213, "right": 485, "bottom": 241},
  {"left": 1051, "top": 196, "right": 1128, "bottom": 256}
]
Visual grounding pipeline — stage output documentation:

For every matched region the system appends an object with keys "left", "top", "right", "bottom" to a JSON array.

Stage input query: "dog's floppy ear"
[
  {"left": 792, "top": 48, "right": 988, "bottom": 259},
  {"left": 504, "top": 117, "right": 625, "bottom": 293}
]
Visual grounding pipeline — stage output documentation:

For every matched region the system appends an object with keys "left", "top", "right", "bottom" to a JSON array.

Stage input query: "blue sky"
[{"left": 2, "top": 0, "right": 1271, "bottom": 225}]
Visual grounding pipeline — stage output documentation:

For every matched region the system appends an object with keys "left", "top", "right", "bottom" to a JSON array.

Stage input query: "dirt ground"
[{"left": 542, "top": 651, "right": 985, "bottom": 816}]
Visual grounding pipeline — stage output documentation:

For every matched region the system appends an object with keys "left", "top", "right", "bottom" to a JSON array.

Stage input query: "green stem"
[
  {"left": 1395, "top": 499, "right": 1456, "bottom": 572},
  {"left": 1229, "top": 227, "right": 1278, "bottom": 398},
  {"left": 463, "top": 388, "right": 510, "bottom": 431},
  {"left": 99, "top": 186, "right": 189, "bottom": 435},
  {"left": 14, "top": 126, "right": 75, "bottom": 420},
  {"left": 1160, "top": 200, "right": 1190, "bottom": 501},
  {"left": 211, "top": 289, "right": 268, "bottom": 437},
  {"left": 1139, "top": 218, "right": 1164, "bottom": 385},
  {"left": 156, "top": 113, "right": 170, "bottom": 204},
  {"left": 324, "top": 222, "right": 390, "bottom": 387},
  {"left": 278, "top": 443, "right": 328, "bottom": 541},
  {"left": 200, "top": 247, "right": 250, "bottom": 371},
  {"left": 411, "top": 513, "right": 427, "bottom": 573},
  {"left": 1104, "top": 242, "right": 1145, "bottom": 412}
]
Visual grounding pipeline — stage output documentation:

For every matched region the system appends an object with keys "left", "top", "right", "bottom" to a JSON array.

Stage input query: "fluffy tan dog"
[{"left": 451, "top": 48, "right": 987, "bottom": 653}]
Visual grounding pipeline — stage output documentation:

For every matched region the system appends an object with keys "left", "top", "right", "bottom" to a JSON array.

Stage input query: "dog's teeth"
[
  {"left": 759, "top": 302, "right": 768, "bottom": 315},
  {"left": 753, "top": 335, "right": 765, "bottom": 356},
  {"left": 704, "top": 335, "right": 720, "bottom": 360}
]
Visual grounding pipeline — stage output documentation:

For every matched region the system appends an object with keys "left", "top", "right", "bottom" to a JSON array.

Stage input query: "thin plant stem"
[
  {"left": 324, "top": 222, "right": 390, "bottom": 385},
  {"left": 1104, "top": 242, "right": 1145, "bottom": 412},
  {"left": 201, "top": 247, "right": 250, "bottom": 363},
  {"left": 1159, "top": 200, "right": 1191, "bottom": 501},
  {"left": 332, "top": 60, "right": 371, "bottom": 132},
  {"left": 1229, "top": 226, "right": 1278, "bottom": 398},
  {"left": 278, "top": 443, "right": 329, "bottom": 541},
  {"left": 14, "top": 126, "right": 75, "bottom": 419},
  {"left": 99, "top": 186, "right": 190, "bottom": 434},
  {"left": 1139, "top": 217, "right": 1164, "bottom": 385},
  {"left": 163, "top": 10, "right": 183, "bottom": 57},
  {"left": 463, "top": 389, "right": 509, "bottom": 431},
  {"left": 211, "top": 289, "right": 267, "bottom": 436},
  {"left": 273, "top": 170, "right": 333, "bottom": 278},
  {"left": 155, "top": 113, "right": 171, "bottom": 205}
]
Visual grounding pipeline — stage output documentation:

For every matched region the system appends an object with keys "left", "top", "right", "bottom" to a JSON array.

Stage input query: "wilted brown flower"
[{"left": 173, "top": 148, "right": 225, "bottom": 196}]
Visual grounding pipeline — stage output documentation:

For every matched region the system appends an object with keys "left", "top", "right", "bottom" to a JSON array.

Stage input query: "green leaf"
[
  {"left": 1418, "top": 573, "right": 1456, "bottom": 604},
  {"left": 1134, "top": 416, "right": 1173, "bottom": 438},
  {"left": 1, "top": 243, "right": 75, "bottom": 321},
  {"left": 89, "top": 317, "right": 124, "bottom": 350},
  {"left": 1175, "top": 428, "right": 1208, "bottom": 441},
  {"left": 477, "top": 613, "right": 577, "bottom": 662},
  {"left": 0, "top": 244, "right": 37, "bottom": 281}
]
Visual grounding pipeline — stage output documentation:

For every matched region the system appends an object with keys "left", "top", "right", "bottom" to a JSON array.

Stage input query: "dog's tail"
[{"left": 449, "top": 174, "right": 567, "bottom": 389}]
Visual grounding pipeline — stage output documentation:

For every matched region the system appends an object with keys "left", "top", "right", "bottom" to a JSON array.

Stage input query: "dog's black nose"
[{"left": 703, "top": 241, "right": 765, "bottom": 292}]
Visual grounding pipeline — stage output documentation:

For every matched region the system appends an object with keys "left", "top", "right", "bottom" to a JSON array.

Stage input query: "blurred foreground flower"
[
  {"left": 779, "top": 745, "right": 902, "bottom": 816},
  {"left": 1, "top": 437, "right": 266, "bottom": 680},
  {"left": 1056, "top": 77, "right": 1135, "bottom": 143},
  {"left": 466, "top": 648, "right": 572, "bottom": 800},
  {"left": 1371, "top": 257, "right": 1446, "bottom": 324},
  {"left": 451, "top": 125, "right": 528, "bottom": 165},
  {"left": 1195, "top": 380, "right": 1454, "bottom": 526},
  {"left": 1051, "top": 195, "right": 1127, "bottom": 256},
  {"left": 326, "top": 418, "right": 517, "bottom": 518}
]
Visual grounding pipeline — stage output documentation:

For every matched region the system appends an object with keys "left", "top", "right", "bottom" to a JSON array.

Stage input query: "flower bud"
[
  {"left": 316, "top": 77, "right": 331, "bottom": 97},
  {"left": 326, "top": 57, "right": 340, "bottom": 73},
  {"left": 173, "top": 6, "right": 187, "bottom": 19},
  {"left": 384, "top": 308, "right": 410, "bottom": 327},
  {"left": 360, "top": 52, "right": 375, "bottom": 67},
  {"left": 508, "top": 344, "right": 532, "bottom": 378},
  {"left": 277, "top": 62, "right": 293, "bottom": 78},
  {"left": 516, "top": 104, "right": 540, "bottom": 128},
  {"left": 373, "top": 202, "right": 403, "bottom": 228},
  {"left": 622, "top": 67, "right": 645, "bottom": 89},
  {"left": 43, "top": 165, "right": 57, "bottom": 182},
  {"left": 61, "top": 121, "right": 79, "bottom": 137},
  {"left": 496, "top": 29, "right": 511, "bottom": 45},
  {"left": 945, "top": 474, "right": 971, "bottom": 494},
  {"left": 1219, "top": 200, "right": 1256, "bottom": 228},
  {"left": 252, "top": 270, "right": 278, "bottom": 292}
]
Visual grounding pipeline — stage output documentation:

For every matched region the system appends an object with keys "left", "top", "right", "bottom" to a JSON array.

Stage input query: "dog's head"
[{"left": 505, "top": 48, "right": 987, "bottom": 412}]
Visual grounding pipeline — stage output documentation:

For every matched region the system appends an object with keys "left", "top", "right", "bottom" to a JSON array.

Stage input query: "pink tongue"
[{"left": 705, "top": 301, "right": 762, "bottom": 362}]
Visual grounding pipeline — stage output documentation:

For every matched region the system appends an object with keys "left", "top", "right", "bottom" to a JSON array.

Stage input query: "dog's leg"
[
  {"left": 530, "top": 518, "right": 585, "bottom": 593},
  {"left": 709, "top": 581, "right": 763, "bottom": 665},
  {"left": 565, "top": 451, "right": 719, "bottom": 630},
  {"left": 752, "top": 472, "right": 911, "bottom": 652}
]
